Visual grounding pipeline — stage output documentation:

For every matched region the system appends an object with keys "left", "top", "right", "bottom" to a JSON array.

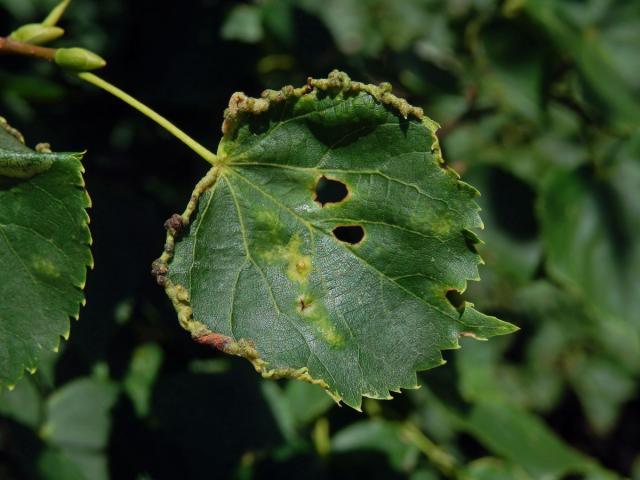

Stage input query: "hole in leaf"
[
  {"left": 446, "top": 290, "right": 464, "bottom": 310},
  {"left": 332, "top": 225, "right": 364, "bottom": 244},
  {"left": 315, "top": 176, "right": 348, "bottom": 206}
]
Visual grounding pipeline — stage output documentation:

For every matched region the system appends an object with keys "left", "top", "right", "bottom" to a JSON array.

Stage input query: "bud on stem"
[
  {"left": 9, "top": 24, "right": 64, "bottom": 45},
  {"left": 54, "top": 47, "right": 106, "bottom": 70},
  {"left": 43, "top": 0, "right": 72, "bottom": 27}
]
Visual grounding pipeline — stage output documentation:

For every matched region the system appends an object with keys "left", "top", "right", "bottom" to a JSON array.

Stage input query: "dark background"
[{"left": 1, "top": 0, "right": 639, "bottom": 479}]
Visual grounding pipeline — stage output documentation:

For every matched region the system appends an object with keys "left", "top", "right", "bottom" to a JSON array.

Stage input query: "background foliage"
[{"left": 1, "top": 0, "right": 639, "bottom": 478}]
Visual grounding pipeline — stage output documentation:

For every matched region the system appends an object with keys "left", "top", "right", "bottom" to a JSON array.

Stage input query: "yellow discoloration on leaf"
[
  {"left": 261, "top": 233, "right": 313, "bottom": 284},
  {"left": 32, "top": 257, "right": 60, "bottom": 278},
  {"left": 296, "top": 294, "right": 344, "bottom": 347},
  {"left": 287, "top": 252, "right": 312, "bottom": 283},
  {"left": 431, "top": 218, "right": 453, "bottom": 236}
]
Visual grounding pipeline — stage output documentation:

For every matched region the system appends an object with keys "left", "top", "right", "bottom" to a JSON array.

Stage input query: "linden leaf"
[
  {"left": 156, "top": 71, "right": 516, "bottom": 409},
  {"left": 0, "top": 117, "right": 91, "bottom": 388}
]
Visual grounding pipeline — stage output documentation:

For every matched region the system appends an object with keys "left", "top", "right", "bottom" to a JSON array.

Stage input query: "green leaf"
[
  {"left": 462, "top": 402, "right": 618, "bottom": 480},
  {"left": 566, "top": 354, "right": 637, "bottom": 435},
  {"left": 462, "top": 458, "right": 532, "bottom": 480},
  {"left": 221, "top": 4, "right": 264, "bottom": 44},
  {"left": 122, "top": 343, "right": 164, "bottom": 418},
  {"left": 261, "top": 379, "right": 335, "bottom": 442},
  {"left": 42, "top": 377, "right": 119, "bottom": 450},
  {"left": 331, "top": 419, "right": 419, "bottom": 472},
  {"left": 283, "top": 379, "right": 335, "bottom": 426},
  {"left": 40, "top": 377, "right": 119, "bottom": 480},
  {"left": 539, "top": 159, "right": 640, "bottom": 334},
  {"left": 37, "top": 448, "right": 87, "bottom": 480},
  {"left": 523, "top": 0, "right": 640, "bottom": 129},
  {"left": 0, "top": 118, "right": 92, "bottom": 388},
  {"left": 0, "top": 375, "right": 42, "bottom": 428},
  {"left": 156, "top": 71, "right": 516, "bottom": 409}
]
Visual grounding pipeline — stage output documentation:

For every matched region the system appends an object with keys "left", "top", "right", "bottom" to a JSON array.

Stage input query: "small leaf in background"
[
  {"left": 159, "top": 71, "right": 516, "bottom": 409},
  {"left": 0, "top": 376, "right": 41, "bottom": 428},
  {"left": 462, "top": 402, "right": 617, "bottom": 480},
  {"left": 122, "top": 343, "right": 163, "bottom": 418},
  {"left": 221, "top": 4, "right": 264, "bottom": 44},
  {"left": 261, "top": 379, "right": 334, "bottom": 443},
  {"left": 0, "top": 117, "right": 92, "bottom": 389},
  {"left": 332, "top": 419, "right": 419, "bottom": 472},
  {"left": 41, "top": 377, "right": 119, "bottom": 480}
]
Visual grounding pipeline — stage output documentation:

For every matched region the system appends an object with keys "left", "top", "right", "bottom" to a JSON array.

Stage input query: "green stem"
[
  {"left": 401, "top": 422, "right": 458, "bottom": 478},
  {"left": 77, "top": 72, "right": 217, "bottom": 165}
]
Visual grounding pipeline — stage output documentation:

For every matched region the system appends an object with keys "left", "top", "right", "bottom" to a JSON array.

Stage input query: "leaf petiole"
[{"left": 77, "top": 72, "right": 217, "bottom": 165}]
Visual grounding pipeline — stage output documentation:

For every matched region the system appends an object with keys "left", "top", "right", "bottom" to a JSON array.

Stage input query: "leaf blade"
[
  {"left": 0, "top": 119, "right": 91, "bottom": 388},
  {"left": 158, "top": 72, "right": 516, "bottom": 408}
]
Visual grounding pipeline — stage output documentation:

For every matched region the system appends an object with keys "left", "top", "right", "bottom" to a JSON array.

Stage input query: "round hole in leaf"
[
  {"left": 332, "top": 225, "right": 364, "bottom": 244},
  {"left": 315, "top": 175, "right": 348, "bottom": 206}
]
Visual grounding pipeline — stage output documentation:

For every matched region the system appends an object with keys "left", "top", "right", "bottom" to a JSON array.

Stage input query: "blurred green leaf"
[
  {"left": 332, "top": 419, "right": 419, "bottom": 472},
  {"left": 42, "top": 377, "right": 119, "bottom": 450},
  {"left": 462, "top": 457, "right": 532, "bottom": 480},
  {"left": 123, "top": 343, "right": 163, "bottom": 418},
  {"left": 524, "top": 0, "right": 640, "bottom": 129},
  {"left": 283, "top": 380, "right": 335, "bottom": 426},
  {"left": 566, "top": 355, "right": 637, "bottom": 435},
  {"left": 40, "top": 377, "right": 119, "bottom": 480},
  {"left": 459, "top": 279, "right": 639, "bottom": 430},
  {"left": 37, "top": 448, "right": 87, "bottom": 480},
  {"left": 539, "top": 159, "right": 640, "bottom": 335},
  {"left": 463, "top": 402, "right": 618, "bottom": 479},
  {"left": 260, "top": 381, "right": 299, "bottom": 443},
  {"left": 0, "top": 376, "right": 42, "bottom": 429},
  {"left": 221, "top": 4, "right": 264, "bottom": 44}
]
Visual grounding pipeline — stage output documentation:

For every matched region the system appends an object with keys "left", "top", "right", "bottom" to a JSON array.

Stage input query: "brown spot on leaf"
[
  {"left": 194, "top": 333, "right": 233, "bottom": 352},
  {"left": 459, "top": 331, "right": 482, "bottom": 340},
  {"left": 298, "top": 297, "right": 311, "bottom": 312}
]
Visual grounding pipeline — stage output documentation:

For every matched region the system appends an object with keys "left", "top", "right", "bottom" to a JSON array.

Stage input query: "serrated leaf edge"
[{"left": 0, "top": 121, "right": 92, "bottom": 389}]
